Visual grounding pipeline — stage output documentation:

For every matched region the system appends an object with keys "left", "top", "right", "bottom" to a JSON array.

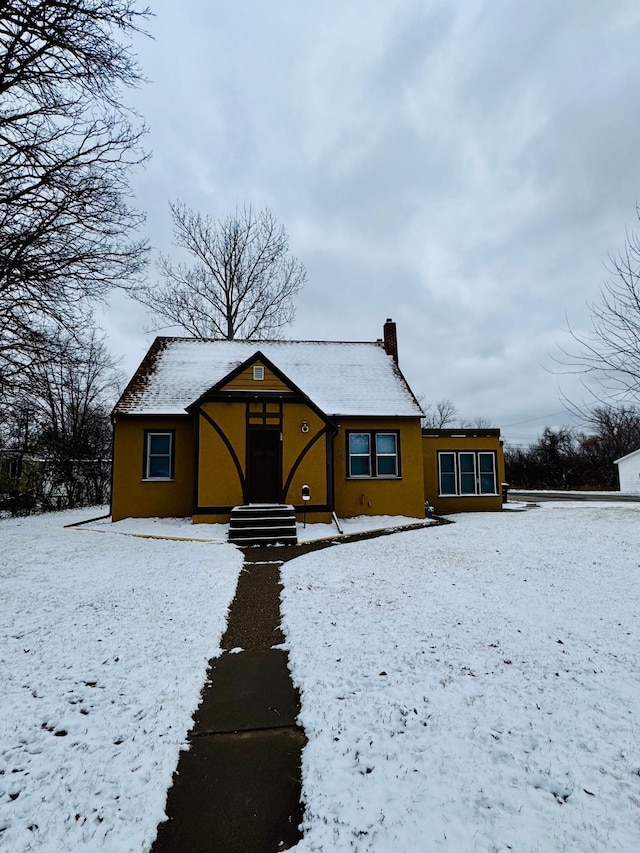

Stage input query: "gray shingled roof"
[{"left": 113, "top": 337, "right": 423, "bottom": 418}]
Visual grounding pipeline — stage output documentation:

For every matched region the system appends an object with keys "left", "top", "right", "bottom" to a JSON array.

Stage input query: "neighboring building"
[
  {"left": 614, "top": 448, "right": 640, "bottom": 494},
  {"left": 110, "top": 320, "right": 505, "bottom": 527}
]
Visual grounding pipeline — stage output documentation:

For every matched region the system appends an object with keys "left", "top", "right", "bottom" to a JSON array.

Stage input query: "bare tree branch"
[
  {"left": 0, "top": 1, "right": 150, "bottom": 388},
  {"left": 557, "top": 207, "right": 640, "bottom": 403}
]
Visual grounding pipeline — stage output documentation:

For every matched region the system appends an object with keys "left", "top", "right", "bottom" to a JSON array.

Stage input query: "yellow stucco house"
[{"left": 111, "top": 320, "right": 504, "bottom": 541}]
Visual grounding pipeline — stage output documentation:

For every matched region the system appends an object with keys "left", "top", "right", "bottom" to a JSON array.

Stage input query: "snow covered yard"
[
  {"left": 0, "top": 509, "right": 243, "bottom": 852},
  {"left": 281, "top": 502, "right": 640, "bottom": 852}
]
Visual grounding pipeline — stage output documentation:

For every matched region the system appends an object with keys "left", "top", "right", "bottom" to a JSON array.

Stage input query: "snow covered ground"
[
  {"left": 281, "top": 502, "right": 640, "bottom": 852},
  {"left": 82, "top": 512, "right": 432, "bottom": 544},
  {"left": 3, "top": 503, "right": 640, "bottom": 852},
  {"left": 0, "top": 509, "right": 243, "bottom": 852}
]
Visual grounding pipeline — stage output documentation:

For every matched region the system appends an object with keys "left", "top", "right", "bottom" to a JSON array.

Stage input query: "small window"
[
  {"left": 459, "top": 453, "right": 476, "bottom": 495},
  {"left": 144, "top": 431, "right": 174, "bottom": 480},
  {"left": 376, "top": 433, "right": 398, "bottom": 476},
  {"left": 347, "top": 430, "right": 400, "bottom": 478},
  {"left": 253, "top": 365, "right": 265, "bottom": 381},
  {"left": 349, "top": 432, "right": 371, "bottom": 477},
  {"left": 439, "top": 452, "right": 456, "bottom": 495},
  {"left": 479, "top": 452, "right": 497, "bottom": 494}
]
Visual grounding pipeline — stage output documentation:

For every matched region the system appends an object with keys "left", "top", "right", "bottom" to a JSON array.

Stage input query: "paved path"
[
  {"left": 152, "top": 549, "right": 311, "bottom": 853},
  {"left": 152, "top": 527, "right": 439, "bottom": 853}
]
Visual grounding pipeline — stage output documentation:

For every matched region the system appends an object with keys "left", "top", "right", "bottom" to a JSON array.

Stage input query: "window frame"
[
  {"left": 458, "top": 451, "right": 477, "bottom": 495},
  {"left": 375, "top": 432, "right": 399, "bottom": 477},
  {"left": 438, "top": 451, "right": 457, "bottom": 495},
  {"left": 348, "top": 432, "right": 372, "bottom": 477},
  {"left": 143, "top": 430, "right": 175, "bottom": 481},
  {"left": 346, "top": 429, "right": 401, "bottom": 479},
  {"left": 478, "top": 451, "right": 497, "bottom": 495},
  {"left": 437, "top": 450, "right": 498, "bottom": 497}
]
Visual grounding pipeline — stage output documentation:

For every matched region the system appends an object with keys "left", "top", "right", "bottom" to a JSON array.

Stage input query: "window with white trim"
[
  {"left": 438, "top": 450, "right": 497, "bottom": 495},
  {"left": 347, "top": 431, "right": 400, "bottom": 478},
  {"left": 253, "top": 365, "right": 264, "bottom": 381},
  {"left": 144, "top": 431, "right": 174, "bottom": 480}
]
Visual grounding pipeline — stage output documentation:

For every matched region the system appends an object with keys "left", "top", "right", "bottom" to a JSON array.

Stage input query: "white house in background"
[{"left": 614, "top": 448, "right": 640, "bottom": 493}]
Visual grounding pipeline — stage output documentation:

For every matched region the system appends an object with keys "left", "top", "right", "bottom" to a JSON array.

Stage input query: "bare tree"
[
  {"left": 561, "top": 208, "right": 640, "bottom": 402},
  {"left": 0, "top": 328, "right": 122, "bottom": 511},
  {"left": 577, "top": 405, "right": 640, "bottom": 488},
  {"left": 0, "top": 0, "right": 150, "bottom": 387},
  {"left": 133, "top": 202, "right": 307, "bottom": 339},
  {"left": 420, "top": 398, "right": 459, "bottom": 429}
]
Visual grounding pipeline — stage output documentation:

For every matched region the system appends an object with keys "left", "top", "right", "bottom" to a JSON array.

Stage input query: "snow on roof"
[{"left": 114, "top": 337, "right": 424, "bottom": 418}]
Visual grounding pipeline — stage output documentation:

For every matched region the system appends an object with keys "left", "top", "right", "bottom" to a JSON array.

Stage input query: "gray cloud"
[{"left": 109, "top": 0, "right": 640, "bottom": 446}]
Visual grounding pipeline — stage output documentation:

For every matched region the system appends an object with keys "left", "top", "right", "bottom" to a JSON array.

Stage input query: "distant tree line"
[
  {"left": 504, "top": 405, "right": 640, "bottom": 490},
  {"left": 0, "top": 331, "right": 120, "bottom": 515}
]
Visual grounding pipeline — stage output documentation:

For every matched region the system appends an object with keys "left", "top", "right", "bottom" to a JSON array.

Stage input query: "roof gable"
[
  {"left": 113, "top": 337, "right": 424, "bottom": 419},
  {"left": 216, "top": 355, "right": 290, "bottom": 394},
  {"left": 187, "top": 350, "right": 334, "bottom": 425},
  {"left": 614, "top": 447, "right": 640, "bottom": 465},
  {"left": 209, "top": 351, "right": 294, "bottom": 396}
]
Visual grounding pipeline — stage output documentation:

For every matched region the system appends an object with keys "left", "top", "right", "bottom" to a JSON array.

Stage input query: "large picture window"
[
  {"left": 144, "top": 431, "right": 174, "bottom": 480},
  {"left": 347, "top": 431, "right": 400, "bottom": 478},
  {"left": 438, "top": 451, "right": 497, "bottom": 496}
]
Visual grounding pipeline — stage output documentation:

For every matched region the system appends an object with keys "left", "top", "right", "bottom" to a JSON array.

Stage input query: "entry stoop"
[{"left": 228, "top": 504, "right": 298, "bottom": 546}]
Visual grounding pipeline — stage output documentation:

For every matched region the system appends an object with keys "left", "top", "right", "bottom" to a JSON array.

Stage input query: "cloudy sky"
[{"left": 101, "top": 0, "right": 640, "bottom": 446}]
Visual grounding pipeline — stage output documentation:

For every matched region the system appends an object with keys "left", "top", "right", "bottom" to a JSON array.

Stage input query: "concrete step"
[
  {"left": 232, "top": 503, "right": 295, "bottom": 516},
  {"left": 229, "top": 504, "right": 298, "bottom": 545},
  {"left": 229, "top": 534, "right": 298, "bottom": 546},
  {"left": 230, "top": 517, "right": 296, "bottom": 529},
  {"left": 229, "top": 530, "right": 296, "bottom": 540}
]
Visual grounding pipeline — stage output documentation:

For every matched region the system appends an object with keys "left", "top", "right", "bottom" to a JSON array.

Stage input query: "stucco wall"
[
  {"left": 111, "top": 416, "right": 195, "bottom": 521},
  {"left": 112, "top": 410, "right": 436, "bottom": 524},
  {"left": 280, "top": 403, "right": 330, "bottom": 508},
  {"left": 193, "top": 399, "right": 331, "bottom": 522},
  {"left": 333, "top": 417, "right": 425, "bottom": 519},
  {"left": 197, "top": 402, "right": 246, "bottom": 510}
]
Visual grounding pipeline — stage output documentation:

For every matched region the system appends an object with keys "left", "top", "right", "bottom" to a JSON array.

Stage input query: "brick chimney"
[{"left": 383, "top": 318, "right": 398, "bottom": 364}]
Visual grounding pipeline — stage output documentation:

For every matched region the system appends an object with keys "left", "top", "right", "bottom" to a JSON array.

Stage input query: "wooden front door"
[{"left": 247, "top": 428, "right": 281, "bottom": 503}]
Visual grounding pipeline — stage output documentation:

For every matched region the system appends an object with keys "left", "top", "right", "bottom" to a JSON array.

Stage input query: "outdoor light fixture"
[{"left": 301, "top": 419, "right": 309, "bottom": 433}]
